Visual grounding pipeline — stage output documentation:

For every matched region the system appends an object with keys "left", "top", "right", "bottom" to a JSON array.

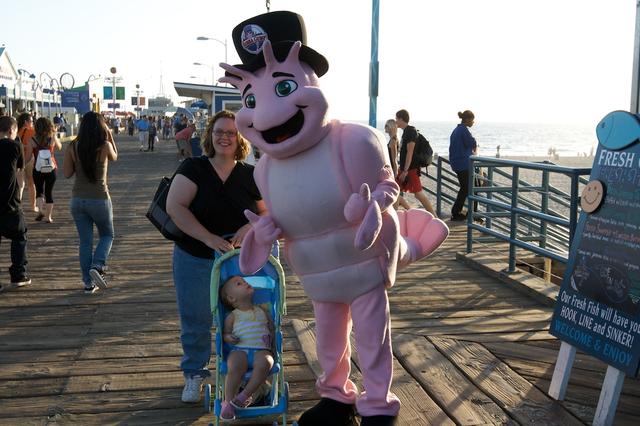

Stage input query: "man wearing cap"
[{"left": 221, "top": 11, "right": 449, "bottom": 426}]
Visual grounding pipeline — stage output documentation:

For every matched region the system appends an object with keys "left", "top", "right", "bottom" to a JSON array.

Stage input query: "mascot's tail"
[{"left": 397, "top": 209, "right": 449, "bottom": 266}]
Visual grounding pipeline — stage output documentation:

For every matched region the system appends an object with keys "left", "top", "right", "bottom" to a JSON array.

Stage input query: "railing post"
[
  {"left": 436, "top": 156, "right": 442, "bottom": 218},
  {"left": 569, "top": 173, "right": 580, "bottom": 247},
  {"left": 466, "top": 157, "right": 474, "bottom": 254},
  {"left": 540, "top": 170, "right": 550, "bottom": 249},
  {"left": 486, "top": 166, "right": 494, "bottom": 229},
  {"left": 507, "top": 166, "right": 520, "bottom": 273}
]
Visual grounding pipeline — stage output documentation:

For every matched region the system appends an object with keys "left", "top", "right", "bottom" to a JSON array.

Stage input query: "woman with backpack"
[
  {"left": 27, "top": 117, "right": 61, "bottom": 223},
  {"left": 62, "top": 112, "right": 118, "bottom": 294}
]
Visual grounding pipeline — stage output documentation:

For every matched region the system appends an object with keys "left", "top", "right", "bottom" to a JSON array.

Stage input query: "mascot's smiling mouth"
[{"left": 261, "top": 109, "right": 305, "bottom": 144}]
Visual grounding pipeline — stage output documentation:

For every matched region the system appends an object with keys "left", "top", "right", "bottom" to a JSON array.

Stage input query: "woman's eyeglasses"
[{"left": 213, "top": 129, "right": 236, "bottom": 138}]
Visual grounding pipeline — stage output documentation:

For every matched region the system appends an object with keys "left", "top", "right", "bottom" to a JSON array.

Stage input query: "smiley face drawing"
[{"left": 580, "top": 180, "right": 605, "bottom": 213}]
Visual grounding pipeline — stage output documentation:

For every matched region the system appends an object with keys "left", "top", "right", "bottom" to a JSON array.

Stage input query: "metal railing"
[{"left": 422, "top": 155, "right": 592, "bottom": 273}]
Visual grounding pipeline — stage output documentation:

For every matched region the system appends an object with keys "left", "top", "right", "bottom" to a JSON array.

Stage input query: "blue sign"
[
  {"left": 61, "top": 89, "right": 90, "bottom": 115},
  {"left": 0, "top": 86, "right": 9, "bottom": 96},
  {"left": 550, "top": 111, "right": 640, "bottom": 376},
  {"left": 107, "top": 103, "right": 120, "bottom": 109}
]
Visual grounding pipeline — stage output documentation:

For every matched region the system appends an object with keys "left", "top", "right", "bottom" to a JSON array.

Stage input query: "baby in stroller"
[
  {"left": 219, "top": 275, "right": 275, "bottom": 420},
  {"left": 206, "top": 248, "right": 289, "bottom": 425}
]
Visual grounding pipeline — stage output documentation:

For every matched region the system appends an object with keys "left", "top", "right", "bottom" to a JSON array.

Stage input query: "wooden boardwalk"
[{"left": 1, "top": 134, "right": 639, "bottom": 425}]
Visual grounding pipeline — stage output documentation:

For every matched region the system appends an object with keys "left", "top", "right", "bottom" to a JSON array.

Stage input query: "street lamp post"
[
  {"left": 193, "top": 62, "right": 215, "bottom": 85},
  {"left": 39, "top": 71, "right": 60, "bottom": 117},
  {"left": 196, "top": 36, "right": 228, "bottom": 63},
  {"left": 51, "top": 79, "right": 60, "bottom": 115},
  {"left": 17, "top": 69, "right": 36, "bottom": 113},
  {"left": 39, "top": 73, "right": 48, "bottom": 117},
  {"left": 110, "top": 67, "right": 117, "bottom": 119},
  {"left": 135, "top": 84, "right": 141, "bottom": 119}
]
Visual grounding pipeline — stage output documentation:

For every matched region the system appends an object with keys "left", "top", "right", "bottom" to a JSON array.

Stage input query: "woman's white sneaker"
[
  {"left": 89, "top": 267, "right": 108, "bottom": 289},
  {"left": 181, "top": 375, "right": 204, "bottom": 403}
]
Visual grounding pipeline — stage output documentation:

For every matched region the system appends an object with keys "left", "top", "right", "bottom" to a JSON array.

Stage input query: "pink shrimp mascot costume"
[{"left": 220, "top": 11, "right": 449, "bottom": 426}]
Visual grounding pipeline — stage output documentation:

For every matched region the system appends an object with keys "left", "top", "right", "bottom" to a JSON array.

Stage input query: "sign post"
[
  {"left": 110, "top": 67, "right": 116, "bottom": 118},
  {"left": 549, "top": 111, "right": 640, "bottom": 426}
]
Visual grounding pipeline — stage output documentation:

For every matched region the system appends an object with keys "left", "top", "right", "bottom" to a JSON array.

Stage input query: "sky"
[{"left": 2, "top": 0, "right": 636, "bottom": 125}]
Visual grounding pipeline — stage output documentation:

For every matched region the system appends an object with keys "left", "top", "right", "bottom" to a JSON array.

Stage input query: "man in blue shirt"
[
  {"left": 136, "top": 116, "right": 150, "bottom": 151},
  {"left": 449, "top": 110, "right": 477, "bottom": 221}
]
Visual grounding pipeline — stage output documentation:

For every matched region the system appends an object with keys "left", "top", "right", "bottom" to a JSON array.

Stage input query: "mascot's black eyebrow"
[
  {"left": 242, "top": 84, "right": 252, "bottom": 97},
  {"left": 272, "top": 72, "right": 295, "bottom": 78}
]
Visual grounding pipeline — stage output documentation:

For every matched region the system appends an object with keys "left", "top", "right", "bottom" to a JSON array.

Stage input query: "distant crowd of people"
[{"left": 108, "top": 114, "right": 205, "bottom": 161}]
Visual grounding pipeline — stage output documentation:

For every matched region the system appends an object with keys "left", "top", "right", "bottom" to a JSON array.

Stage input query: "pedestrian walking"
[
  {"left": 62, "top": 112, "right": 118, "bottom": 294},
  {"left": 0, "top": 116, "right": 31, "bottom": 292}
]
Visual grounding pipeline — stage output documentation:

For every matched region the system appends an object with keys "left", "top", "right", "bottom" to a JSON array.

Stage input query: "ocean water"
[{"left": 374, "top": 121, "right": 598, "bottom": 158}]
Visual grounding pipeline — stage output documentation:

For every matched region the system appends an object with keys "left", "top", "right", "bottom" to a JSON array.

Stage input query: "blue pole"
[
  {"left": 508, "top": 167, "right": 520, "bottom": 273},
  {"left": 369, "top": 0, "right": 380, "bottom": 128}
]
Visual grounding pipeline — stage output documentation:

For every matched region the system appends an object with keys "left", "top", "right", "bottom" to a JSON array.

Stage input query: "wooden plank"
[
  {"left": 349, "top": 333, "right": 455, "bottom": 425},
  {"left": 393, "top": 333, "right": 512, "bottom": 425},
  {"left": 294, "top": 320, "right": 455, "bottom": 426},
  {"left": 0, "top": 352, "right": 309, "bottom": 380},
  {"left": 524, "top": 376, "right": 640, "bottom": 418},
  {"left": 496, "top": 357, "right": 640, "bottom": 398},
  {"left": 430, "top": 336, "right": 583, "bottom": 425},
  {"left": 0, "top": 401, "right": 317, "bottom": 426},
  {"left": 0, "top": 366, "right": 313, "bottom": 398}
]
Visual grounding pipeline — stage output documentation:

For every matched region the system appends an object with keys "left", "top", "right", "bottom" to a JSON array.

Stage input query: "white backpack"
[{"left": 35, "top": 144, "right": 54, "bottom": 173}]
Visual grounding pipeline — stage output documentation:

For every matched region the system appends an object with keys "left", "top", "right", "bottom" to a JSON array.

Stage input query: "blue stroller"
[{"left": 205, "top": 248, "right": 290, "bottom": 425}]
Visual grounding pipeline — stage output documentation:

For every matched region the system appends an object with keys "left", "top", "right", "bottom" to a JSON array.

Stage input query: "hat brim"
[{"left": 226, "top": 41, "right": 329, "bottom": 78}]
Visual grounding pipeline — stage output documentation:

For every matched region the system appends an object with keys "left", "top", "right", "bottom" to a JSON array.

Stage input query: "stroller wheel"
[{"left": 204, "top": 384, "right": 212, "bottom": 412}]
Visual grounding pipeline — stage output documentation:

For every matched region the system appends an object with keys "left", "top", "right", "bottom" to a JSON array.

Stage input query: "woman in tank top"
[{"left": 62, "top": 112, "right": 118, "bottom": 294}]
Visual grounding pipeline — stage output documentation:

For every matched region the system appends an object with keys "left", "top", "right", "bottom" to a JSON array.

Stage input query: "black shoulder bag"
[
  {"left": 145, "top": 161, "right": 192, "bottom": 242},
  {"left": 146, "top": 173, "right": 185, "bottom": 242}
]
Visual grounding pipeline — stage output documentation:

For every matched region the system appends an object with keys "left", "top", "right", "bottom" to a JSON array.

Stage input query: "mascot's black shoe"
[
  {"left": 298, "top": 398, "right": 358, "bottom": 426},
  {"left": 360, "top": 415, "right": 397, "bottom": 426}
]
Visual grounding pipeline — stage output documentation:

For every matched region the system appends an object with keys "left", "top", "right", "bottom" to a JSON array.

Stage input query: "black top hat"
[{"left": 230, "top": 11, "right": 329, "bottom": 77}]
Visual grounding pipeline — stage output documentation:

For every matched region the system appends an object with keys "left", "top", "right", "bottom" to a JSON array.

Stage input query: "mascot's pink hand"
[
  {"left": 245, "top": 210, "right": 281, "bottom": 245},
  {"left": 354, "top": 200, "right": 382, "bottom": 250},
  {"left": 344, "top": 183, "right": 372, "bottom": 224},
  {"left": 345, "top": 183, "right": 383, "bottom": 250},
  {"left": 239, "top": 210, "right": 281, "bottom": 275}
]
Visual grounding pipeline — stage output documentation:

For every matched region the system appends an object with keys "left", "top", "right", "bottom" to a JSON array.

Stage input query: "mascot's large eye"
[
  {"left": 275, "top": 80, "right": 298, "bottom": 97},
  {"left": 245, "top": 94, "right": 256, "bottom": 109}
]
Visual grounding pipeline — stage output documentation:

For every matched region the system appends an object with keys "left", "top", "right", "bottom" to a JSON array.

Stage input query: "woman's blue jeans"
[
  {"left": 172, "top": 244, "right": 214, "bottom": 378},
  {"left": 70, "top": 198, "right": 114, "bottom": 286}
]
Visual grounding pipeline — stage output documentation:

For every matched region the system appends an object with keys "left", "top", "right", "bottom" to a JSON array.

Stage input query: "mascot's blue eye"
[
  {"left": 245, "top": 94, "right": 256, "bottom": 109},
  {"left": 275, "top": 80, "right": 298, "bottom": 97}
]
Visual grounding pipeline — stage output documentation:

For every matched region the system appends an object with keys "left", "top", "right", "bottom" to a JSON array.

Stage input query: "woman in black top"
[{"left": 166, "top": 110, "right": 266, "bottom": 403}]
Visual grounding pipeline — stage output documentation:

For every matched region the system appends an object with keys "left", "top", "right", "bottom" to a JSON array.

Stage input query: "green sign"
[{"left": 103, "top": 86, "right": 126, "bottom": 100}]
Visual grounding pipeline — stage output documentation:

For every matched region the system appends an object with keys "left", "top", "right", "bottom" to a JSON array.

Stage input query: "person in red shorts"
[{"left": 395, "top": 109, "right": 437, "bottom": 217}]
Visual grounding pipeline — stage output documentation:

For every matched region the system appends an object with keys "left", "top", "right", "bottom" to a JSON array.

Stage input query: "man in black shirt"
[
  {"left": 0, "top": 116, "right": 30, "bottom": 292},
  {"left": 395, "top": 109, "right": 437, "bottom": 216}
]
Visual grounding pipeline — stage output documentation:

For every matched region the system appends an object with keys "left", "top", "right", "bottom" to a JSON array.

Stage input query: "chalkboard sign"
[{"left": 550, "top": 111, "right": 640, "bottom": 376}]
